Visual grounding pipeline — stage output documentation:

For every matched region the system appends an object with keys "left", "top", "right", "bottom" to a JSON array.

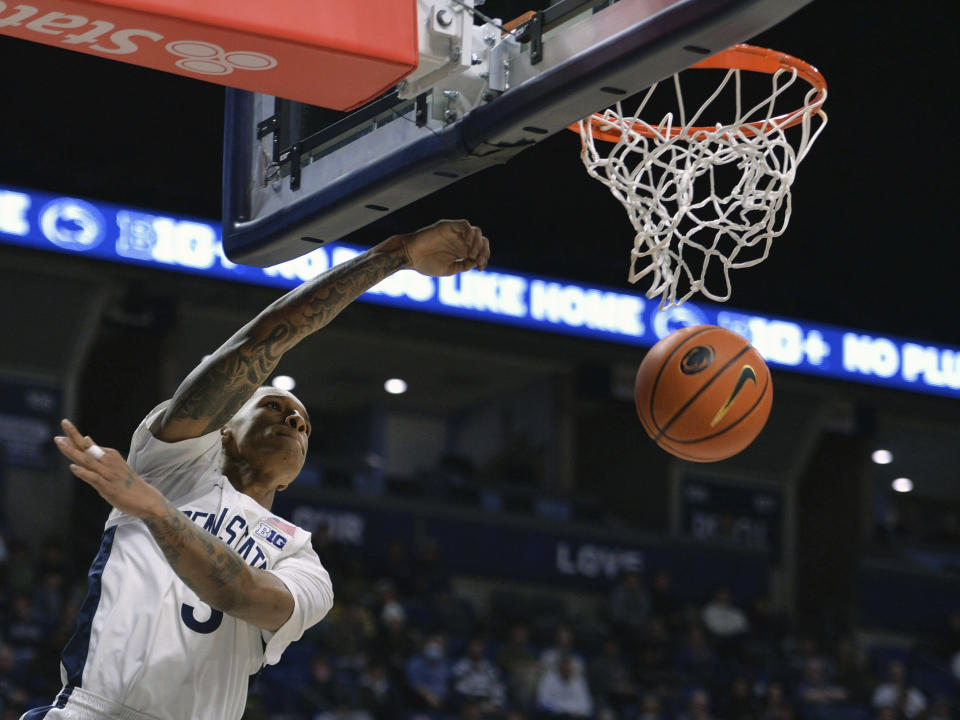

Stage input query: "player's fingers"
[
  {"left": 61, "top": 419, "right": 105, "bottom": 460},
  {"left": 469, "top": 226, "right": 484, "bottom": 260},
  {"left": 450, "top": 257, "right": 479, "bottom": 274},
  {"left": 61, "top": 418, "right": 87, "bottom": 448},
  {"left": 478, "top": 235, "right": 490, "bottom": 271},
  {"left": 68, "top": 463, "right": 105, "bottom": 489},
  {"left": 447, "top": 219, "right": 470, "bottom": 239},
  {"left": 54, "top": 436, "right": 95, "bottom": 465}
]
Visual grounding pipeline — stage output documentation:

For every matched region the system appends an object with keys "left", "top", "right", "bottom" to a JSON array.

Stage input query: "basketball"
[{"left": 635, "top": 325, "right": 772, "bottom": 462}]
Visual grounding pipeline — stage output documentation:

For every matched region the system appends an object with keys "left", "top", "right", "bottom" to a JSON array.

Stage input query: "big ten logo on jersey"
[
  {"left": 0, "top": 3, "right": 276, "bottom": 74},
  {"left": 254, "top": 518, "right": 291, "bottom": 550}
]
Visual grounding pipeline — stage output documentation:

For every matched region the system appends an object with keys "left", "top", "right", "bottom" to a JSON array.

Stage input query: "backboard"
[{"left": 222, "top": 0, "right": 815, "bottom": 267}]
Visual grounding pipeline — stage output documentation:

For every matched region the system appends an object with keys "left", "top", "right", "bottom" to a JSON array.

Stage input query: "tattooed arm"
[
  {"left": 54, "top": 419, "right": 293, "bottom": 630},
  {"left": 155, "top": 220, "right": 490, "bottom": 442},
  {"left": 142, "top": 494, "right": 292, "bottom": 630}
]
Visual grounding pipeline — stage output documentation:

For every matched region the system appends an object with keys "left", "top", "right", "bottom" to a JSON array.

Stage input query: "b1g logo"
[{"left": 254, "top": 521, "right": 288, "bottom": 550}]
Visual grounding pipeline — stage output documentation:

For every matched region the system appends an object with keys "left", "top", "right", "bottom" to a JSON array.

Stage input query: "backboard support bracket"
[{"left": 223, "top": 0, "right": 818, "bottom": 266}]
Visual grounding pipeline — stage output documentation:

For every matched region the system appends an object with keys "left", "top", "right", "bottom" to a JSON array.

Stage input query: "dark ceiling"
[{"left": 1, "top": 0, "right": 958, "bottom": 347}]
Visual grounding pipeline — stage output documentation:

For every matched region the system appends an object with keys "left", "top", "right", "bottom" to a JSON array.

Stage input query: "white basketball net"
[{"left": 578, "top": 59, "right": 827, "bottom": 309}]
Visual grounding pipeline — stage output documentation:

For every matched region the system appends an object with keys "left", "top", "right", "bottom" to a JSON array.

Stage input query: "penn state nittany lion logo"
[{"left": 680, "top": 345, "right": 715, "bottom": 375}]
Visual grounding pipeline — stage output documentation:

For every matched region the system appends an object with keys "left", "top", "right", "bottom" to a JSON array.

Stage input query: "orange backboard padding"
[{"left": 0, "top": 0, "right": 418, "bottom": 110}]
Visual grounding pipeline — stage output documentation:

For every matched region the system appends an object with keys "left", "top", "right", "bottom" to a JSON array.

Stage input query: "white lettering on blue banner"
[
  {"left": 555, "top": 541, "right": 644, "bottom": 579},
  {"left": 0, "top": 190, "right": 30, "bottom": 236},
  {"left": 2, "top": 183, "right": 959, "bottom": 399}
]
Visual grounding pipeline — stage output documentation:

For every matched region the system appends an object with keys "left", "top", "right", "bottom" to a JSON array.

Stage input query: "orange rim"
[
  {"left": 572, "top": 44, "right": 828, "bottom": 142},
  {"left": 503, "top": 10, "right": 537, "bottom": 34}
]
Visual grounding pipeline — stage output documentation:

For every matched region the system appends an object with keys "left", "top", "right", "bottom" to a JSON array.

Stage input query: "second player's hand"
[
  {"left": 394, "top": 219, "right": 490, "bottom": 276},
  {"left": 54, "top": 419, "right": 163, "bottom": 519}
]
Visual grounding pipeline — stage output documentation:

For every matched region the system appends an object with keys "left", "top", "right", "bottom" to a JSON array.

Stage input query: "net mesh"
[{"left": 578, "top": 56, "right": 827, "bottom": 308}]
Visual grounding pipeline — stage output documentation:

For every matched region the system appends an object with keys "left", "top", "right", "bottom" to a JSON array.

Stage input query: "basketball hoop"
[{"left": 575, "top": 44, "right": 828, "bottom": 309}]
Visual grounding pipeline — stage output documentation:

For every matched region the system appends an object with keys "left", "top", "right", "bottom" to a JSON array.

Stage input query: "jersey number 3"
[{"left": 181, "top": 602, "right": 224, "bottom": 633}]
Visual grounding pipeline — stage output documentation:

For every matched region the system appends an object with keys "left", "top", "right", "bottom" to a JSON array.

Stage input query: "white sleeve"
[
  {"left": 125, "top": 400, "right": 221, "bottom": 501},
  {"left": 261, "top": 541, "right": 334, "bottom": 665}
]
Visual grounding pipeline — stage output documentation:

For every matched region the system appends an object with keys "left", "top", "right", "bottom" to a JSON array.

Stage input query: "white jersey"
[{"left": 24, "top": 401, "right": 334, "bottom": 720}]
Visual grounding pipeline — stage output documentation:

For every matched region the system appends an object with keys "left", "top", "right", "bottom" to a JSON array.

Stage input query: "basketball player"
[{"left": 23, "top": 220, "right": 491, "bottom": 720}]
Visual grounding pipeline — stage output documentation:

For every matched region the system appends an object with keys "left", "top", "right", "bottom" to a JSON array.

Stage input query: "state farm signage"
[
  {"left": 0, "top": 0, "right": 417, "bottom": 110},
  {"left": 0, "top": 3, "right": 276, "bottom": 72}
]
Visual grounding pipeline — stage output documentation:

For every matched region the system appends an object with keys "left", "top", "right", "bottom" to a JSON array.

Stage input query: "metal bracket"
[
  {"left": 256, "top": 115, "right": 278, "bottom": 140},
  {"left": 289, "top": 144, "right": 302, "bottom": 191},
  {"left": 415, "top": 92, "right": 429, "bottom": 127},
  {"left": 528, "top": 11, "right": 544, "bottom": 64}
]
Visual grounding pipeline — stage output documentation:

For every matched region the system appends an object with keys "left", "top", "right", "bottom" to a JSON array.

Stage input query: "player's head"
[{"left": 220, "top": 386, "right": 311, "bottom": 488}]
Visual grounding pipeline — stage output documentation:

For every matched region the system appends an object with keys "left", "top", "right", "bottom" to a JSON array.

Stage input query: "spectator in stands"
[
  {"left": 459, "top": 699, "right": 485, "bottom": 720},
  {"left": 589, "top": 638, "right": 638, "bottom": 714},
  {"left": 3, "top": 540, "right": 34, "bottom": 596},
  {"left": 2, "top": 593, "right": 46, "bottom": 662},
  {"left": 328, "top": 598, "right": 377, "bottom": 667},
  {"left": 372, "top": 598, "right": 420, "bottom": 687},
  {"left": 358, "top": 662, "right": 395, "bottom": 720},
  {"left": 296, "top": 653, "right": 344, "bottom": 716},
  {"left": 337, "top": 552, "right": 375, "bottom": 606},
  {"left": 702, "top": 586, "right": 749, "bottom": 639},
  {"left": 927, "top": 695, "right": 954, "bottom": 720},
  {"left": 650, "top": 569, "right": 681, "bottom": 629},
  {"left": 716, "top": 675, "right": 760, "bottom": 720},
  {"left": 937, "top": 611, "right": 960, "bottom": 663},
  {"left": 536, "top": 653, "right": 594, "bottom": 718},
  {"left": 834, "top": 637, "right": 872, "bottom": 703},
  {"left": 313, "top": 706, "right": 373, "bottom": 720},
  {"left": 796, "top": 657, "right": 849, "bottom": 706},
  {"left": 874, "top": 707, "right": 898, "bottom": 720},
  {"left": 635, "top": 643, "right": 676, "bottom": 696},
  {"left": 451, "top": 636, "right": 506, "bottom": 714},
  {"left": 411, "top": 538, "right": 451, "bottom": 597},
  {"left": 747, "top": 596, "right": 787, "bottom": 664},
  {"left": 498, "top": 623, "right": 540, "bottom": 710},
  {"left": 676, "top": 625, "right": 719, "bottom": 687},
  {"left": 378, "top": 539, "right": 414, "bottom": 596},
  {"left": 32, "top": 568, "right": 65, "bottom": 625},
  {"left": 540, "top": 625, "right": 585, "bottom": 677},
  {"left": 638, "top": 693, "right": 666, "bottom": 720},
  {"left": 372, "top": 579, "right": 398, "bottom": 618},
  {"left": 37, "top": 539, "right": 66, "bottom": 577},
  {"left": 785, "top": 635, "right": 831, "bottom": 683},
  {"left": 872, "top": 660, "right": 927, "bottom": 720},
  {"left": 760, "top": 681, "right": 792, "bottom": 720},
  {"left": 608, "top": 568, "right": 651, "bottom": 641},
  {"left": 644, "top": 616, "right": 673, "bottom": 655},
  {"left": 406, "top": 632, "right": 453, "bottom": 712},
  {"left": 680, "top": 688, "right": 716, "bottom": 720},
  {"left": 0, "top": 641, "right": 29, "bottom": 717},
  {"left": 311, "top": 518, "right": 346, "bottom": 582}
]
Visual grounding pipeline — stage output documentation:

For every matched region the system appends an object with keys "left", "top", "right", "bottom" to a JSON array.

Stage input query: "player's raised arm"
[{"left": 154, "top": 220, "right": 489, "bottom": 442}]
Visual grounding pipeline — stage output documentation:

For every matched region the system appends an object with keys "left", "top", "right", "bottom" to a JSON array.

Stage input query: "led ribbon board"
[{"left": 1, "top": 185, "right": 958, "bottom": 398}]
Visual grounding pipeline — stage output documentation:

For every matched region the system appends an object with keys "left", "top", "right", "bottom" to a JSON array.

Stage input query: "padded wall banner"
[
  {"left": 0, "top": 376, "right": 61, "bottom": 469},
  {"left": 274, "top": 493, "right": 770, "bottom": 597},
  {"left": 0, "top": 0, "right": 417, "bottom": 109}
]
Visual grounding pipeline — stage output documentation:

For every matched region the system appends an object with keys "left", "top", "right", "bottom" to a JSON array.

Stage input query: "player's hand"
[
  {"left": 393, "top": 219, "right": 490, "bottom": 276},
  {"left": 53, "top": 418, "right": 163, "bottom": 519}
]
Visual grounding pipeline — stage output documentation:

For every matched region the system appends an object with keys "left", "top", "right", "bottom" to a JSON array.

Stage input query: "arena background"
[{"left": 1, "top": 1, "right": 959, "bottom": 719}]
